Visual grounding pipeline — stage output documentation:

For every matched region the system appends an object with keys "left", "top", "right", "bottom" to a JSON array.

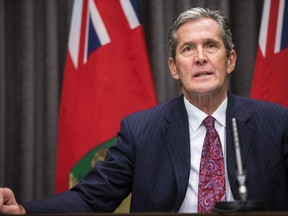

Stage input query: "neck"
[{"left": 184, "top": 91, "right": 227, "bottom": 115}]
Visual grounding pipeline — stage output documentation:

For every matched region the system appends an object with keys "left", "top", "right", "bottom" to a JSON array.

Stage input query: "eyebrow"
[
  {"left": 178, "top": 38, "right": 221, "bottom": 48},
  {"left": 204, "top": 38, "right": 220, "bottom": 44}
]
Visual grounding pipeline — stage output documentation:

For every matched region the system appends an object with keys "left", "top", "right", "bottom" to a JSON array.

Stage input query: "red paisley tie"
[{"left": 197, "top": 115, "right": 226, "bottom": 213}]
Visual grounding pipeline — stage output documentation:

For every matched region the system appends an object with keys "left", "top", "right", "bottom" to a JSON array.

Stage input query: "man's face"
[{"left": 168, "top": 18, "right": 236, "bottom": 100}]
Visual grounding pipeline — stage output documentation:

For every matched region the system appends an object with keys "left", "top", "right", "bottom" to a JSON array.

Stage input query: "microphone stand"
[{"left": 213, "top": 118, "right": 265, "bottom": 213}]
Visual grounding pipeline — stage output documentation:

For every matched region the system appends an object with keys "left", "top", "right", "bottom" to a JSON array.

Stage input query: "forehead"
[{"left": 176, "top": 18, "right": 222, "bottom": 42}]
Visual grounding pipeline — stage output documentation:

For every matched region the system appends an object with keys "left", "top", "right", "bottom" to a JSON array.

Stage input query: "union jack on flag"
[
  {"left": 258, "top": 0, "right": 288, "bottom": 55},
  {"left": 68, "top": 0, "right": 142, "bottom": 68},
  {"left": 251, "top": 0, "right": 288, "bottom": 107}
]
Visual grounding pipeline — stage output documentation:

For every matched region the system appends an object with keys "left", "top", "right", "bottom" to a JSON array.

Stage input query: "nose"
[{"left": 194, "top": 47, "right": 207, "bottom": 64}]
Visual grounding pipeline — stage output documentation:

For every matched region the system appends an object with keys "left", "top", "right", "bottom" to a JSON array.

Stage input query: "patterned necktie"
[{"left": 197, "top": 115, "right": 226, "bottom": 213}]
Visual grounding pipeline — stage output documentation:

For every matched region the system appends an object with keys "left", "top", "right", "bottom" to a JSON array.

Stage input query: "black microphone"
[{"left": 213, "top": 118, "right": 265, "bottom": 213}]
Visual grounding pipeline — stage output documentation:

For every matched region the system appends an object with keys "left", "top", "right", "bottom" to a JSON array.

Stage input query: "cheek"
[
  {"left": 211, "top": 59, "right": 230, "bottom": 76},
  {"left": 177, "top": 60, "right": 193, "bottom": 73}
]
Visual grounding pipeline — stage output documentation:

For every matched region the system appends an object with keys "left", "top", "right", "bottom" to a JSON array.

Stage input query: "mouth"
[{"left": 194, "top": 71, "right": 213, "bottom": 78}]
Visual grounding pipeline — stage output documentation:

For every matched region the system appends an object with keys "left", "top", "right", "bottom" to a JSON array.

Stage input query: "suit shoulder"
[
  {"left": 235, "top": 95, "right": 288, "bottom": 118},
  {"left": 117, "top": 97, "right": 183, "bottom": 141},
  {"left": 124, "top": 97, "right": 180, "bottom": 123}
]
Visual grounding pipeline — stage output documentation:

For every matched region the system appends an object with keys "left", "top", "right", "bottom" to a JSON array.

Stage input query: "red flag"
[
  {"left": 56, "top": 0, "right": 157, "bottom": 193},
  {"left": 250, "top": 0, "right": 288, "bottom": 107}
]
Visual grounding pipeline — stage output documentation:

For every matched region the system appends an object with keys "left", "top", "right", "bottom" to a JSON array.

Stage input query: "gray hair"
[{"left": 168, "top": 7, "right": 235, "bottom": 59}]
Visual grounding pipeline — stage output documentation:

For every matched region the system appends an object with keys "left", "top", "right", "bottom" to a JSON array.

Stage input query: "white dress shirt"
[{"left": 179, "top": 96, "right": 234, "bottom": 213}]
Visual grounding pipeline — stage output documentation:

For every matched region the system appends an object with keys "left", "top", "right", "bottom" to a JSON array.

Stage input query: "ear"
[
  {"left": 227, "top": 50, "right": 237, "bottom": 75},
  {"left": 168, "top": 57, "right": 180, "bottom": 80}
]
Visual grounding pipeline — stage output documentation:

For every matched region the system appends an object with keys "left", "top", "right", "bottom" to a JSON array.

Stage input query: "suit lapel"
[
  {"left": 226, "top": 92, "right": 255, "bottom": 200},
  {"left": 160, "top": 93, "right": 256, "bottom": 205},
  {"left": 161, "top": 96, "right": 190, "bottom": 210}
]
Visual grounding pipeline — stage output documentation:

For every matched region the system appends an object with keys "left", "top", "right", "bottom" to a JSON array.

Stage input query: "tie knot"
[{"left": 203, "top": 115, "right": 215, "bottom": 128}]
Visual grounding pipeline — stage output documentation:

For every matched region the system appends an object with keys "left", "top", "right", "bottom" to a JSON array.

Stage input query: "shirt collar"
[{"left": 184, "top": 96, "right": 227, "bottom": 133}]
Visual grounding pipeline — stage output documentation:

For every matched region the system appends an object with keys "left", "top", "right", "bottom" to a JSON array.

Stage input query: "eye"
[
  {"left": 205, "top": 41, "right": 219, "bottom": 53},
  {"left": 183, "top": 45, "right": 192, "bottom": 52},
  {"left": 182, "top": 45, "right": 194, "bottom": 56},
  {"left": 206, "top": 42, "right": 216, "bottom": 48}
]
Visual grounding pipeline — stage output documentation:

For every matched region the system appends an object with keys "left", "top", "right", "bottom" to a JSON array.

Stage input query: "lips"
[{"left": 194, "top": 71, "right": 213, "bottom": 77}]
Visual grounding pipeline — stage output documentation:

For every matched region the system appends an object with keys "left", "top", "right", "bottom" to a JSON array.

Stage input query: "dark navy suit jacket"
[{"left": 23, "top": 92, "right": 288, "bottom": 213}]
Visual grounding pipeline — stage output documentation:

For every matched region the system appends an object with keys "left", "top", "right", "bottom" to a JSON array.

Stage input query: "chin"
[{"left": 195, "top": 88, "right": 215, "bottom": 95}]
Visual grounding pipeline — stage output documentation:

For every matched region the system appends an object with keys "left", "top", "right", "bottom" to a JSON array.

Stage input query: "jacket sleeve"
[{"left": 23, "top": 118, "right": 135, "bottom": 213}]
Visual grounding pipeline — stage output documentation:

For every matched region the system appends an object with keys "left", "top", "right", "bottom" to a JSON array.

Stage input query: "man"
[{"left": 0, "top": 7, "right": 287, "bottom": 214}]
